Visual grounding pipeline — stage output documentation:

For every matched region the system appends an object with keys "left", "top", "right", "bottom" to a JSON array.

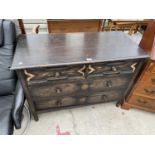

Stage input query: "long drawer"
[
  {"left": 29, "top": 74, "right": 132, "bottom": 99},
  {"left": 24, "top": 60, "right": 139, "bottom": 85},
  {"left": 35, "top": 91, "right": 122, "bottom": 110},
  {"left": 133, "top": 82, "right": 155, "bottom": 99},
  {"left": 127, "top": 95, "right": 155, "bottom": 110}
]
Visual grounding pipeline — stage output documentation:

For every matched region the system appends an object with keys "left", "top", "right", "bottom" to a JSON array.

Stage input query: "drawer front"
[
  {"left": 139, "top": 71, "right": 155, "bottom": 84},
  {"left": 35, "top": 91, "right": 122, "bottom": 110},
  {"left": 29, "top": 74, "right": 131, "bottom": 99},
  {"left": 35, "top": 96, "right": 76, "bottom": 110},
  {"left": 127, "top": 95, "right": 155, "bottom": 109},
  {"left": 133, "top": 82, "right": 155, "bottom": 98},
  {"left": 25, "top": 60, "right": 138, "bottom": 85},
  {"left": 30, "top": 82, "right": 80, "bottom": 98},
  {"left": 89, "top": 74, "right": 132, "bottom": 91}
]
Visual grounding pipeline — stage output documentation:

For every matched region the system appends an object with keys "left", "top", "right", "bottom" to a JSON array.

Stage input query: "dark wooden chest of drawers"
[
  {"left": 25, "top": 60, "right": 139, "bottom": 110},
  {"left": 11, "top": 32, "right": 149, "bottom": 121},
  {"left": 122, "top": 60, "right": 155, "bottom": 112}
]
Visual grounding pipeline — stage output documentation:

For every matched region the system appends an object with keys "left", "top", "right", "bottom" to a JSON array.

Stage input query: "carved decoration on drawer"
[{"left": 24, "top": 70, "right": 35, "bottom": 82}]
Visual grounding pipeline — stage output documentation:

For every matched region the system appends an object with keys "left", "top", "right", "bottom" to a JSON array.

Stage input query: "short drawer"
[
  {"left": 35, "top": 96, "right": 76, "bottom": 110},
  {"left": 133, "top": 82, "right": 155, "bottom": 98},
  {"left": 127, "top": 95, "right": 155, "bottom": 109},
  {"left": 89, "top": 74, "right": 132, "bottom": 91},
  {"left": 30, "top": 82, "right": 80, "bottom": 98}
]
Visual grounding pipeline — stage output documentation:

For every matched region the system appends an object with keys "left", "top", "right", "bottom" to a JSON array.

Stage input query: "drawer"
[
  {"left": 35, "top": 91, "right": 122, "bottom": 110},
  {"left": 86, "top": 91, "right": 121, "bottom": 104},
  {"left": 29, "top": 74, "right": 131, "bottom": 99},
  {"left": 127, "top": 95, "right": 155, "bottom": 109},
  {"left": 146, "top": 61, "right": 155, "bottom": 73},
  {"left": 35, "top": 96, "right": 76, "bottom": 110},
  {"left": 30, "top": 82, "right": 80, "bottom": 98},
  {"left": 89, "top": 74, "right": 132, "bottom": 91},
  {"left": 133, "top": 82, "right": 155, "bottom": 98},
  {"left": 25, "top": 60, "right": 138, "bottom": 85},
  {"left": 139, "top": 71, "right": 155, "bottom": 84}
]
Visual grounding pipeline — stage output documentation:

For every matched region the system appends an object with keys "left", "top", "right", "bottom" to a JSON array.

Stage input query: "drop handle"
[
  {"left": 56, "top": 100, "right": 61, "bottom": 106},
  {"left": 144, "top": 88, "right": 155, "bottom": 94},
  {"left": 137, "top": 99, "right": 147, "bottom": 104},
  {"left": 151, "top": 79, "right": 155, "bottom": 84},
  {"left": 106, "top": 80, "right": 112, "bottom": 88},
  {"left": 56, "top": 88, "right": 62, "bottom": 94}
]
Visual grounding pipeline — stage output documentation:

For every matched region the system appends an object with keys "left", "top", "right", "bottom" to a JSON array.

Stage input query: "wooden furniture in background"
[
  {"left": 108, "top": 19, "right": 150, "bottom": 35},
  {"left": 47, "top": 19, "right": 103, "bottom": 33},
  {"left": 11, "top": 32, "right": 149, "bottom": 121},
  {"left": 18, "top": 19, "right": 26, "bottom": 34},
  {"left": 122, "top": 20, "right": 155, "bottom": 112}
]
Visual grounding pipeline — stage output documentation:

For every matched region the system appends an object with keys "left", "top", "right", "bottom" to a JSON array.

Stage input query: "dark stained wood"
[
  {"left": 16, "top": 70, "right": 38, "bottom": 121},
  {"left": 11, "top": 32, "right": 149, "bottom": 70},
  {"left": 47, "top": 19, "right": 103, "bottom": 33},
  {"left": 11, "top": 32, "right": 150, "bottom": 120},
  {"left": 18, "top": 19, "right": 26, "bottom": 34}
]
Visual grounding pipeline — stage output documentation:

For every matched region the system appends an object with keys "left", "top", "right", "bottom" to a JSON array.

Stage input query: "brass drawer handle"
[
  {"left": 137, "top": 99, "right": 147, "bottom": 104},
  {"left": 78, "top": 65, "right": 86, "bottom": 77},
  {"left": 24, "top": 70, "right": 35, "bottom": 82},
  {"left": 144, "top": 88, "right": 155, "bottom": 94},
  {"left": 131, "top": 63, "right": 137, "bottom": 72},
  {"left": 88, "top": 65, "right": 95, "bottom": 74}
]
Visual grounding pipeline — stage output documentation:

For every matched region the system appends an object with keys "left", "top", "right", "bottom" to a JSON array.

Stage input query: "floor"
[
  {"left": 14, "top": 101, "right": 155, "bottom": 135},
  {"left": 15, "top": 32, "right": 155, "bottom": 135}
]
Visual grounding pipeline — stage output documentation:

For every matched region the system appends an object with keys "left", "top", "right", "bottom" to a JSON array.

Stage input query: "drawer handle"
[
  {"left": 144, "top": 88, "right": 155, "bottom": 94},
  {"left": 151, "top": 79, "right": 155, "bottom": 84},
  {"left": 88, "top": 65, "right": 95, "bottom": 74},
  {"left": 24, "top": 70, "right": 35, "bottom": 82},
  {"left": 55, "top": 72, "right": 60, "bottom": 77},
  {"left": 56, "top": 100, "right": 61, "bottom": 106},
  {"left": 56, "top": 88, "right": 62, "bottom": 94},
  {"left": 112, "top": 66, "right": 117, "bottom": 71},
  {"left": 137, "top": 99, "right": 147, "bottom": 104},
  {"left": 102, "top": 95, "right": 108, "bottom": 101},
  {"left": 131, "top": 63, "right": 137, "bottom": 72},
  {"left": 78, "top": 65, "right": 86, "bottom": 77},
  {"left": 106, "top": 80, "right": 112, "bottom": 88}
]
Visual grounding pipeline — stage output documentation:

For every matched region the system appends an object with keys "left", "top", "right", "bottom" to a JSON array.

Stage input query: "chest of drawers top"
[{"left": 11, "top": 32, "right": 149, "bottom": 70}]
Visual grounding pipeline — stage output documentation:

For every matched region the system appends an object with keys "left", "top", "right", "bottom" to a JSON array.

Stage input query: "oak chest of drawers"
[
  {"left": 122, "top": 60, "right": 155, "bottom": 112},
  {"left": 11, "top": 32, "right": 149, "bottom": 121}
]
